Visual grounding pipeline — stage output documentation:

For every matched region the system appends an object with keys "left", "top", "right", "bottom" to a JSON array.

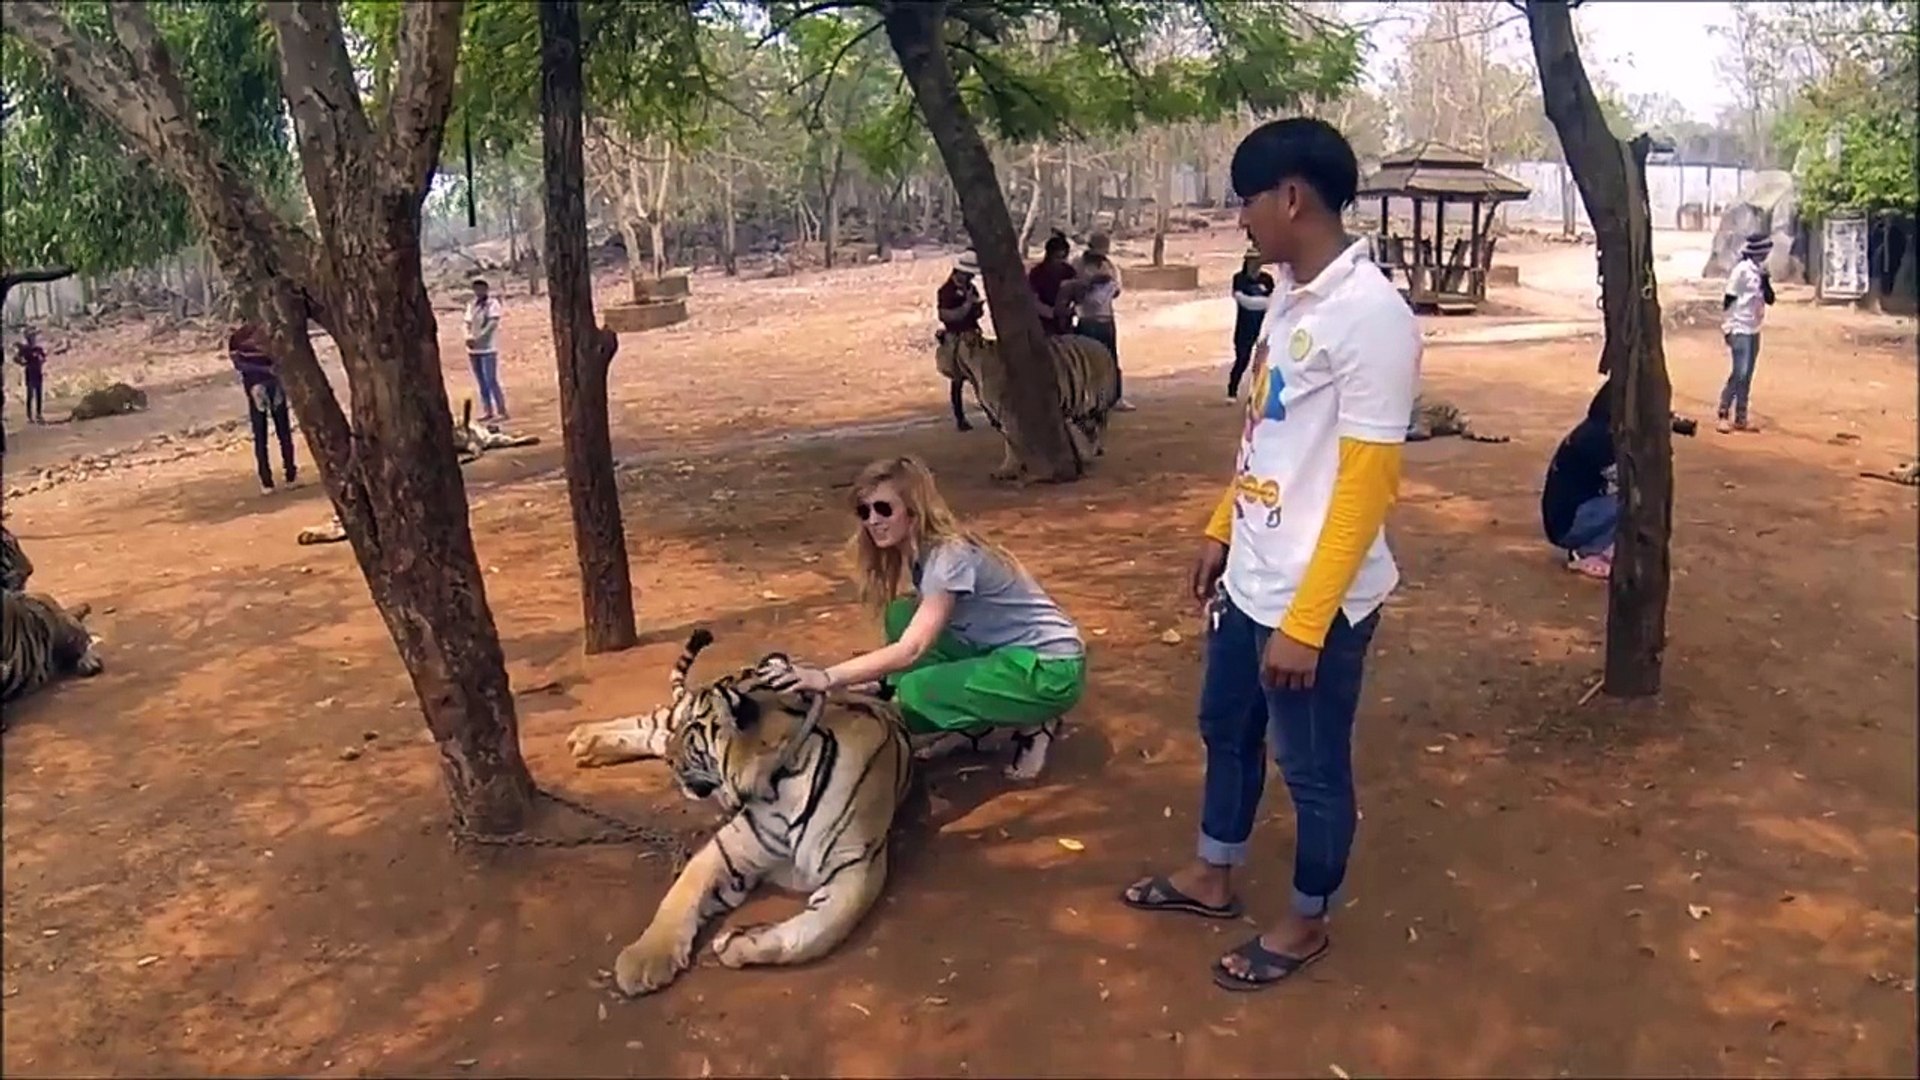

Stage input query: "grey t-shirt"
[{"left": 914, "top": 540, "right": 1084, "bottom": 659}]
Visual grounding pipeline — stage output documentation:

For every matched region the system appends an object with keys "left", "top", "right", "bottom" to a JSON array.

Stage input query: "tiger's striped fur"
[
  {"left": 453, "top": 397, "right": 540, "bottom": 465},
  {"left": 606, "top": 630, "right": 913, "bottom": 997},
  {"left": 1407, "top": 395, "right": 1509, "bottom": 444},
  {"left": 565, "top": 628, "right": 716, "bottom": 767},
  {"left": 2, "top": 590, "right": 103, "bottom": 711},
  {"left": 936, "top": 328, "right": 1121, "bottom": 480},
  {"left": 1, "top": 525, "right": 31, "bottom": 592}
]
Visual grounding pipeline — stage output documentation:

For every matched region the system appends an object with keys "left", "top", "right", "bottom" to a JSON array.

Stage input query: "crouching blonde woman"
[{"left": 767, "top": 456, "right": 1087, "bottom": 778}]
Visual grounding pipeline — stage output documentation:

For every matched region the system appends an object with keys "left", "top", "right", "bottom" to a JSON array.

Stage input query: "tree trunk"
[
  {"left": 1063, "top": 145, "right": 1075, "bottom": 233},
  {"left": 1526, "top": 0, "right": 1673, "bottom": 698},
  {"left": 10, "top": 0, "right": 540, "bottom": 833},
  {"left": 882, "top": 0, "right": 1076, "bottom": 481},
  {"left": 618, "top": 218, "right": 645, "bottom": 291},
  {"left": 1152, "top": 133, "right": 1170, "bottom": 267},
  {"left": 540, "top": 0, "right": 637, "bottom": 655},
  {"left": 823, "top": 154, "right": 842, "bottom": 269},
  {"left": 0, "top": 265, "right": 75, "bottom": 309},
  {"left": 720, "top": 138, "right": 739, "bottom": 277},
  {"left": 1017, "top": 144, "right": 1043, "bottom": 259}
]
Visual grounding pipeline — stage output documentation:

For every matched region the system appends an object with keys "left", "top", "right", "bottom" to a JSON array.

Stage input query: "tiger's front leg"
[
  {"left": 712, "top": 848, "right": 890, "bottom": 970},
  {"left": 614, "top": 817, "right": 771, "bottom": 996},
  {"left": 990, "top": 438, "right": 1023, "bottom": 482},
  {"left": 567, "top": 710, "right": 671, "bottom": 768}
]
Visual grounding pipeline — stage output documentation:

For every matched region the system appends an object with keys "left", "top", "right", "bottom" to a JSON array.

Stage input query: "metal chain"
[{"left": 449, "top": 784, "right": 694, "bottom": 866}]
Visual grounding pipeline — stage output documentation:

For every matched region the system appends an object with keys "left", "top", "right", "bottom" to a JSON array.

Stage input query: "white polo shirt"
[{"left": 1222, "top": 239, "right": 1422, "bottom": 630}]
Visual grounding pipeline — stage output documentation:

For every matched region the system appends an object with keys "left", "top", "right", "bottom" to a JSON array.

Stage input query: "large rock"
[{"left": 1703, "top": 170, "right": 1803, "bottom": 281}]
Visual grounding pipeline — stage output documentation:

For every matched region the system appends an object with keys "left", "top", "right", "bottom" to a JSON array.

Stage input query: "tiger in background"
[
  {"left": 3, "top": 589, "right": 104, "bottom": 712},
  {"left": 935, "top": 328, "right": 1120, "bottom": 480},
  {"left": 568, "top": 629, "right": 914, "bottom": 998},
  {"left": 1407, "top": 395, "right": 1510, "bottom": 444},
  {"left": 2, "top": 524, "right": 32, "bottom": 592},
  {"left": 293, "top": 398, "right": 543, "bottom": 545}
]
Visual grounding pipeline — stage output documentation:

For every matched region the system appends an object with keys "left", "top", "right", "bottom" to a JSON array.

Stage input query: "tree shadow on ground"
[{"left": 3, "top": 356, "right": 1914, "bottom": 1078}]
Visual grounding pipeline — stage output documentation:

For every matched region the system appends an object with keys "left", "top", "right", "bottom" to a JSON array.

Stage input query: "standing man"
[
  {"left": 229, "top": 323, "right": 299, "bottom": 495},
  {"left": 13, "top": 327, "right": 50, "bottom": 424},
  {"left": 1117, "top": 117, "right": 1420, "bottom": 991},
  {"left": 1227, "top": 247, "right": 1276, "bottom": 401},
  {"left": 935, "top": 251, "right": 985, "bottom": 432},
  {"left": 1067, "top": 234, "right": 1133, "bottom": 411},
  {"left": 1028, "top": 230, "right": 1079, "bottom": 335},
  {"left": 465, "top": 277, "right": 508, "bottom": 423},
  {"left": 1716, "top": 233, "right": 1775, "bottom": 434}
]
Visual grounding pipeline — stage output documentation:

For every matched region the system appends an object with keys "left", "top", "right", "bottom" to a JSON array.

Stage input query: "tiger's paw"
[
  {"left": 614, "top": 932, "right": 690, "bottom": 997},
  {"left": 566, "top": 718, "right": 652, "bottom": 768},
  {"left": 711, "top": 923, "right": 779, "bottom": 968}
]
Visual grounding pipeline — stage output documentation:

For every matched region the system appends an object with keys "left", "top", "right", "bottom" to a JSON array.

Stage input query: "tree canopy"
[{"left": 0, "top": 0, "right": 293, "bottom": 275}]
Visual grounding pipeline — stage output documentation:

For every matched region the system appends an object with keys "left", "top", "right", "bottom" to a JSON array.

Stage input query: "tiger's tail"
[{"left": 672, "top": 628, "right": 716, "bottom": 702}]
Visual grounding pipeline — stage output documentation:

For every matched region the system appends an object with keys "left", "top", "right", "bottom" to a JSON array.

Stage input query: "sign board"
[{"left": 1821, "top": 214, "right": 1870, "bottom": 301}]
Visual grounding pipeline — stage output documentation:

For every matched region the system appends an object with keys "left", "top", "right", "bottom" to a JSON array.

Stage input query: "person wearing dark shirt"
[
  {"left": 1028, "top": 230, "right": 1078, "bottom": 336},
  {"left": 1227, "top": 248, "right": 1276, "bottom": 400},
  {"left": 935, "top": 250, "right": 986, "bottom": 432},
  {"left": 1541, "top": 382, "right": 1618, "bottom": 580},
  {"left": 230, "top": 323, "right": 299, "bottom": 495},
  {"left": 13, "top": 327, "right": 51, "bottom": 424}
]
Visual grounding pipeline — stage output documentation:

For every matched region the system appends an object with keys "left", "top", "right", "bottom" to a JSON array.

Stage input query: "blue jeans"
[
  {"left": 1197, "top": 592, "right": 1381, "bottom": 918},
  {"left": 1718, "top": 333, "right": 1760, "bottom": 423},
  {"left": 468, "top": 351, "right": 507, "bottom": 417},
  {"left": 1560, "top": 493, "right": 1619, "bottom": 557}
]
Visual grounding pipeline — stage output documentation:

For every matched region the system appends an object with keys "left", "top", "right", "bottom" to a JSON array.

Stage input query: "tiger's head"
[{"left": 661, "top": 631, "right": 822, "bottom": 813}]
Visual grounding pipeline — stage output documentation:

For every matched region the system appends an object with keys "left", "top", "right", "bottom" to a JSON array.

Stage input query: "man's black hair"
[
  {"left": 1230, "top": 117, "right": 1359, "bottom": 214},
  {"left": 1044, "top": 229, "right": 1070, "bottom": 256}
]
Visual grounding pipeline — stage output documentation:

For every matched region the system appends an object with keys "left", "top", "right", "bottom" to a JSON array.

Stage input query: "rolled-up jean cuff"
[
  {"left": 1197, "top": 832, "right": 1249, "bottom": 867},
  {"left": 1292, "top": 887, "right": 1342, "bottom": 919}
]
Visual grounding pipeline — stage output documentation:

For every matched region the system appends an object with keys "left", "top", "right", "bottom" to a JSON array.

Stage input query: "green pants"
[{"left": 883, "top": 598, "right": 1086, "bottom": 735}]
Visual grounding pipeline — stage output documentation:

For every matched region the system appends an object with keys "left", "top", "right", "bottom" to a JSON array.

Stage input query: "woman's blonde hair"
[{"left": 847, "top": 455, "right": 1021, "bottom": 613}]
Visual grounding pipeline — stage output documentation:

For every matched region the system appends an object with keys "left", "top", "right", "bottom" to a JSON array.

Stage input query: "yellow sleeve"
[
  {"left": 1203, "top": 483, "right": 1237, "bottom": 545},
  {"left": 1279, "top": 438, "right": 1403, "bottom": 647}
]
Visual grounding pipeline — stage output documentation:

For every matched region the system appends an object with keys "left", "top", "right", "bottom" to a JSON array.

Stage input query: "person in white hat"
[
  {"left": 935, "top": 251, "right": 985, "bottom": 431},
  {"left": 1717, "top": 232, "right": 1776, "bottom": 433}
]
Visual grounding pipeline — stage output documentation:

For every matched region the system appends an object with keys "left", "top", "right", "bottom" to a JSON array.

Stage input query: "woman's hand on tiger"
[
  {"left": 767, "top": 663, "right": 832, "bottom": 694},
  {"left": 1189, "top": 539, "right": 1228, "bottom": 608}
]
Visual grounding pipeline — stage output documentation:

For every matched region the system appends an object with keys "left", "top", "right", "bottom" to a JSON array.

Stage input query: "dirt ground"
[{"left": 3, "top": 228, "right": 1916, "bottom": 1078}]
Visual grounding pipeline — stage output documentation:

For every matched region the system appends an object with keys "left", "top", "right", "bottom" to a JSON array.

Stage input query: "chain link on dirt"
[{"left": 449, "top": 784, "right": 693, "bottom": 868}]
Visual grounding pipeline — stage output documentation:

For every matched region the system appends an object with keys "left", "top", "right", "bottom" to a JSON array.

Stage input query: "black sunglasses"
[{"left": 855, "top": 499, "right": 895, "bottom": 522}]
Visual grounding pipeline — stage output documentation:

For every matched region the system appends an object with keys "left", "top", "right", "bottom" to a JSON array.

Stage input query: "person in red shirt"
[
  {"left": 1027, "top": 230, "right": 1078, "bottom": 335},
  {"left": 229, "top": 323, "right": 299, "bottom": 494}
]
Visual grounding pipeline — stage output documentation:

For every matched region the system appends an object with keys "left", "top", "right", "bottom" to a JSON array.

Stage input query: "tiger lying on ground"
[
  {"left": 3, "top": 590, "right": 104, "bottom": 712},
  {"left": 567, "top": 629, "right": 913, "bottom": 998},
  {"left": 452, "top": 397, "right": 540, "bottom": 465},
  {"left": 2, "top": 525, "right": 32, "bottom": 592},
  {"left": 935, "top": 328, "right": 1120, "bottom": 480},
  {"left": 294, "top": 400, "right": 542, "bottom": 545},
  {"left": 1406, "top": 395, "right": 1510, "bottom": 443}
]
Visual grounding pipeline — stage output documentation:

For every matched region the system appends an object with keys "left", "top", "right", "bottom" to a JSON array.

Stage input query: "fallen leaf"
[
  {"left": 759, "top": 589, "right": 782, "bottom": 600},
  {"left": 1159, "top": 628, "right": 1183, "bottom": 645},
  {"left": 1624, "top": 883, "right": 1645, "bottom": 892},
  {"left": 1688, "top": 947, "right": 1702, "bottom": 963},
  {"left": 1768, "top": 1018, "right": 1787, "bottom": 1034},
  {"left": 1406, "top": 925, "right": 1419, "bottom": 943},
  {"left": 1625, "top": 908, "right": 1644, "bottom": 919},
  {"left": 135, "top": 955, "right": 160, "bottom": 968},
  {"left": 598, "top": 1002, "right": 608, "bottom": 1021},
  {"left": 848, "top": 1001, "right": 871, "bottom": 1016},
  {"left": 453, "top": 1060, "right": 478, "bottom": 1069},
  {"left": 1331, "top": 1067, "right": 1353, "bottom": 1080},
  {"left": 1056, "top": 837, "right": 1086, "bottom": 852},
  {"left": 924, "top": 995, "right": 950, "bottom": 1006},
  {"left": 1423, "top": 744, "right": 1445, "bottom": 754},
  {"left": 1687, "top": 904, "right": 1712, "bottom": 920}
]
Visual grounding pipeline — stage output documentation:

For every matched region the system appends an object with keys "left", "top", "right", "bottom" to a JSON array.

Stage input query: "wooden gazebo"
[{"left": 1357, "top": 142, "right": 1530, "bottom": 314}]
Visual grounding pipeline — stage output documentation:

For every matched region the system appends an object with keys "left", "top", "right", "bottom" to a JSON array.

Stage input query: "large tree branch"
[
  {"left": 263, "top": 1, "right": 376, "bottom": 224},
  {"left": 376, "top": 0, "right": 466, "bottom": 194},
  {"left": 8, "top": 1, "right": 326, "bottom": 318},
  {"left": 0, "top": 265, "right": 76, "bottom": 307}
]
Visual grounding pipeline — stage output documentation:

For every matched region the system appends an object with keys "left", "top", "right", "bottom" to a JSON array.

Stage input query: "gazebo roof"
[{"left": 1357, "top": 141, "right": 1531, "bottom": 202}]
